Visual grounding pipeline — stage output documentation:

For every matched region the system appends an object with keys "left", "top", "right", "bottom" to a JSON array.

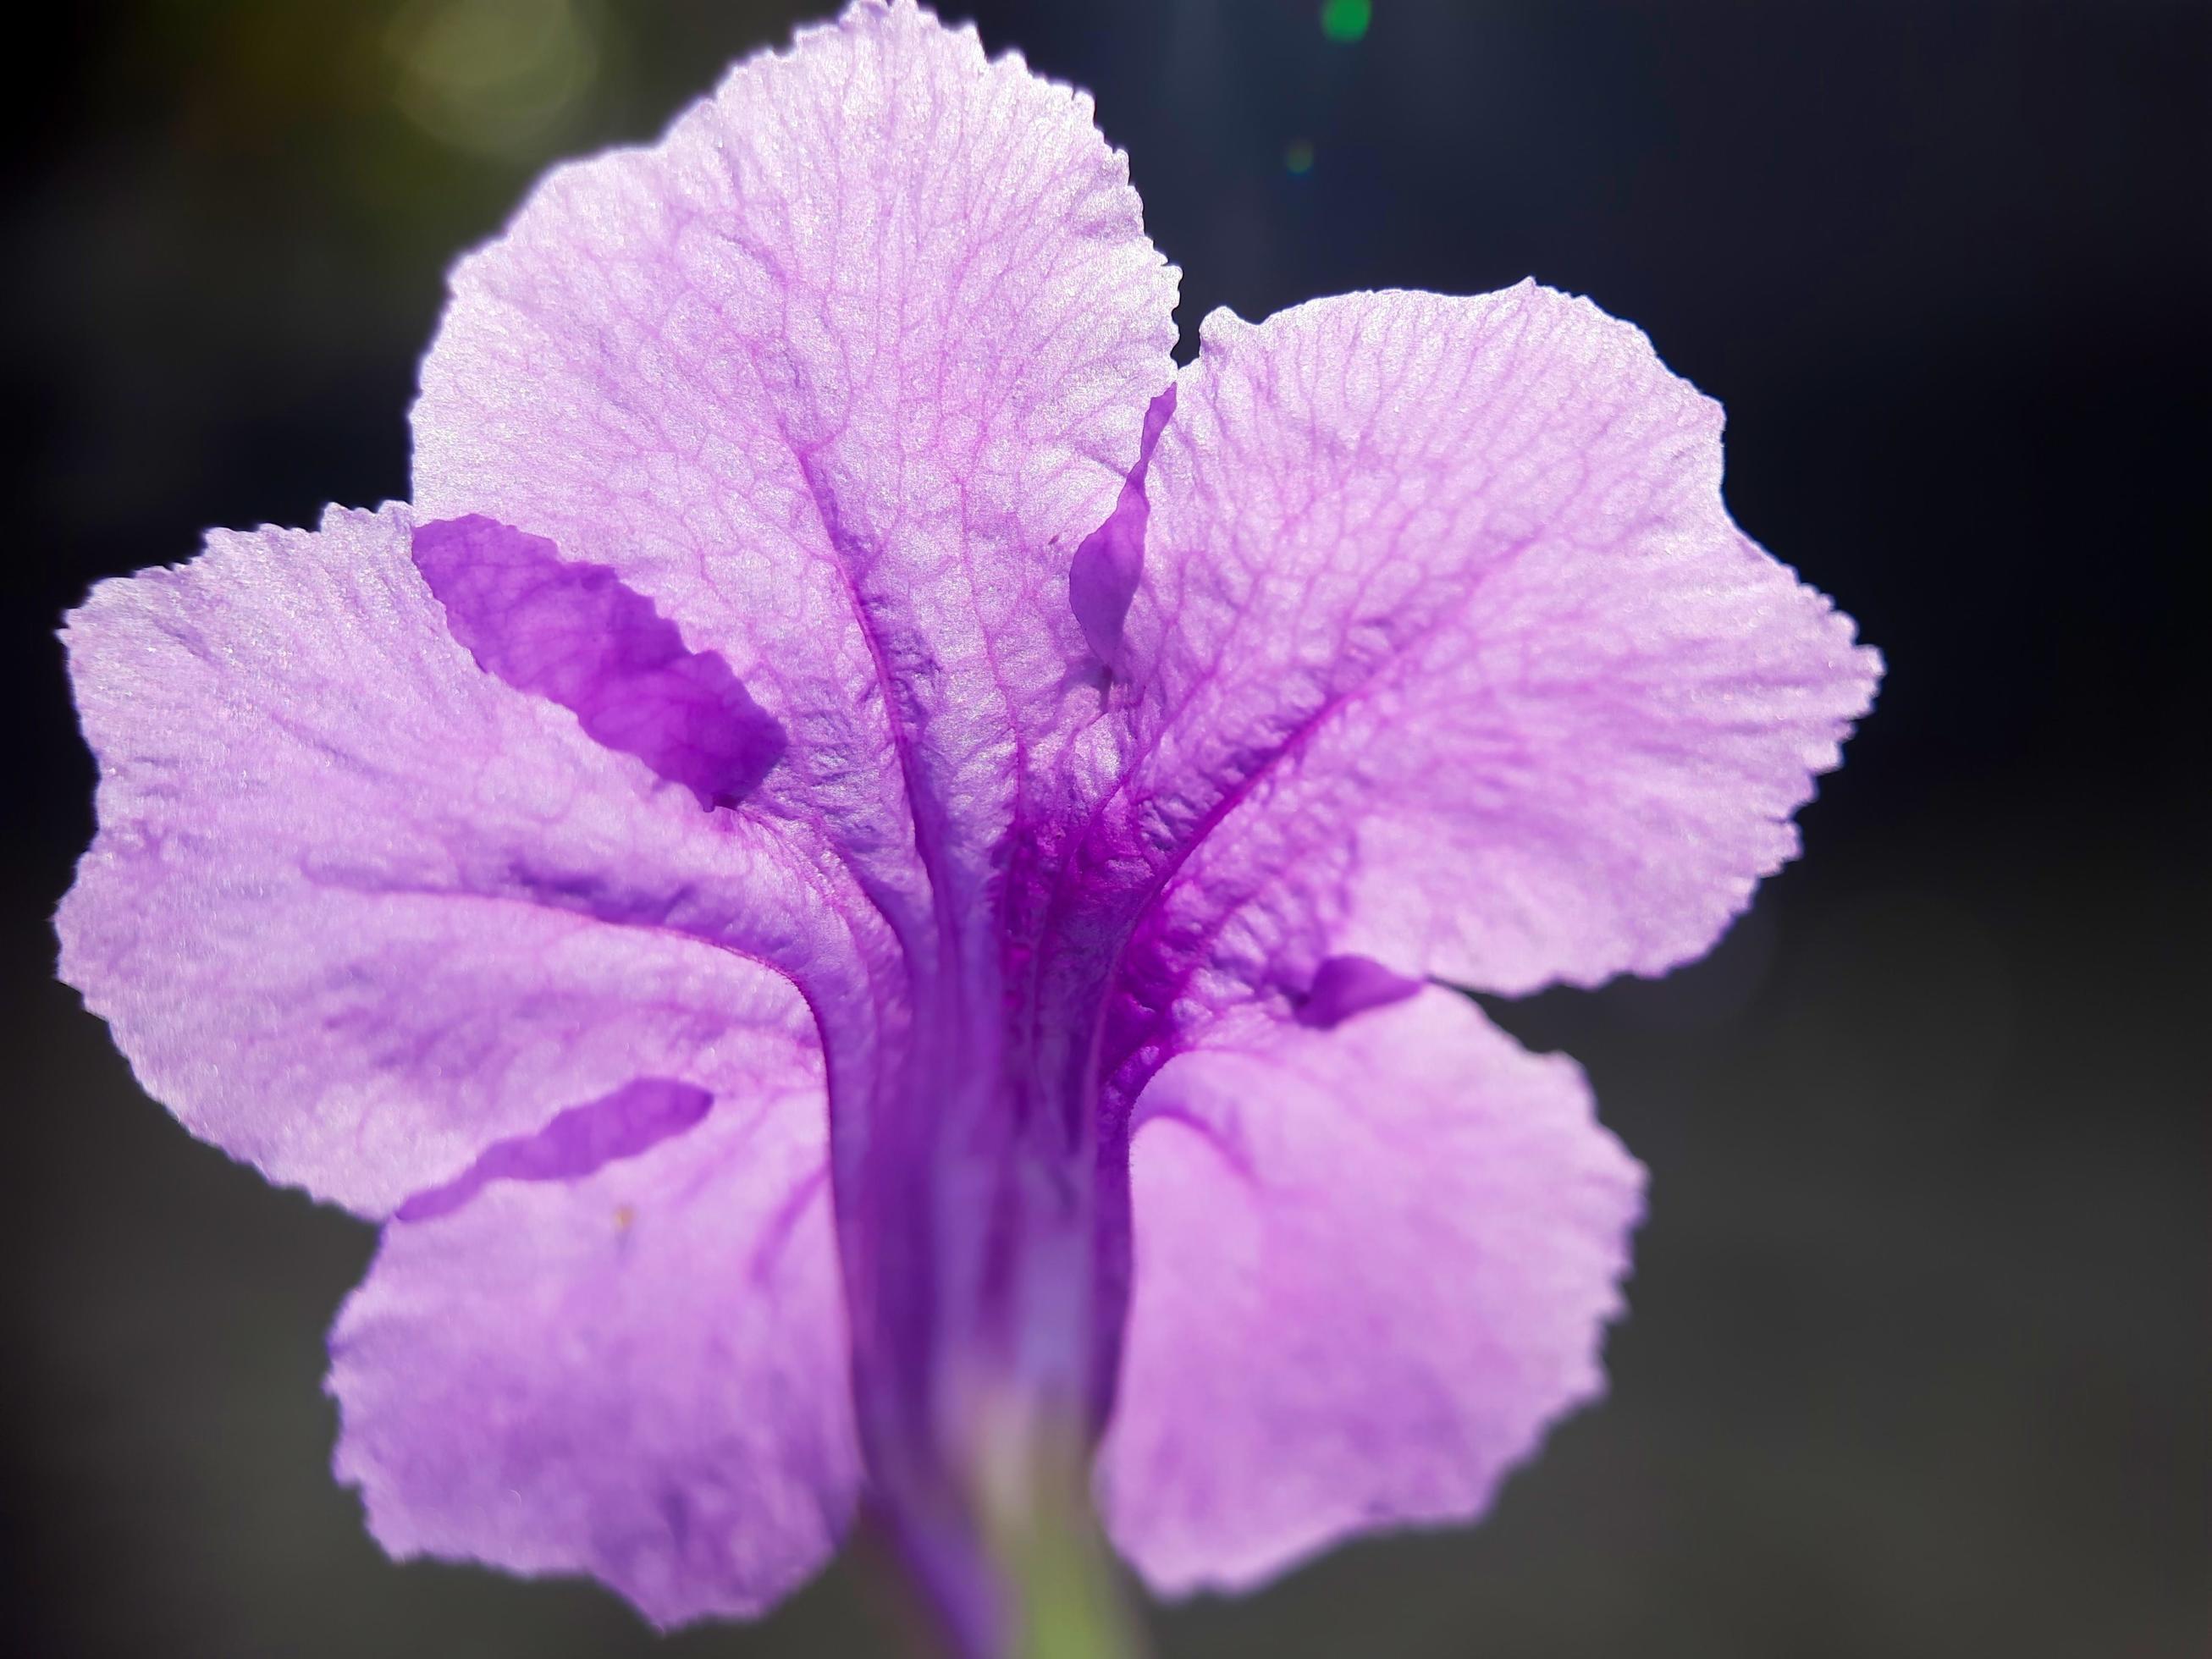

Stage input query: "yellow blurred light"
[{"left": 389, "top": 0, "right": 599, "bottom": 159}]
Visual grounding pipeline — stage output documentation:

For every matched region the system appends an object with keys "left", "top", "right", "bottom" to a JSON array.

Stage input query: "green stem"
[{"left": 974, "top": 1407, "right": 1149, "bottom": 1659}]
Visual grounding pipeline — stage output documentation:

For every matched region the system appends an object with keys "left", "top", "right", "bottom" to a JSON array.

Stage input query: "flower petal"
[
  {"left": 57, "top": 504, "right": 874, "bottom": 1215},
  {"left": 412, "top": 0, "right": 1179, "bottom": 935},
  {"left": 1089, "top": 284, "right": 1877, "bottom": 1095},
  {"left": 330, "top": 1074, "right": 858, "bottom": 1627},
  {"left": 1095, "top": 989, "right": 1643, "bottom": 1594}
]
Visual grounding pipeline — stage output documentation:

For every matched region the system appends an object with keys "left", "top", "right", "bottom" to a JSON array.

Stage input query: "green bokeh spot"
[{"left": 1320, "top": 0, "right": 1372, "bottom": 44}]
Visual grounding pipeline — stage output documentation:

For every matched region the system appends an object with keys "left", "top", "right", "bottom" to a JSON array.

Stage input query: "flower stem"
[{"left": 973, "top": 1404, "right": 1148, "bottom": 1659}]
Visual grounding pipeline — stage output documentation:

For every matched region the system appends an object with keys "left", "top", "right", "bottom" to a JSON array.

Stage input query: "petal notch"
[
  {"left": 394, "top": 1077, "right": 714, "bottom": 1222},
  {"left": 1069, "top": 386, "right": 1177, "bottom": 668},
  {"left": 413, "top": 515, "right": 785, "bottom": 811},
  {"left": 1294, "top": 953, "right": 1425, "bottom": 1029}
]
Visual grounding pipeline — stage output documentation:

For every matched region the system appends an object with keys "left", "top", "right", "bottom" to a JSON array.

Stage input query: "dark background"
[{"left": 3, "top": 2, "right": 2205, "bottom": 1655}]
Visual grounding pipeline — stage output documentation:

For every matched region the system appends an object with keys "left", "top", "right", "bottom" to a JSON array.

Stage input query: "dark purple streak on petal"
[
  {"left": 1295, "top": 954, "right": 1426, "bottom": 1029},
  {"left": 394, "top": 1077, "right": 714, "bottom": 1222},
  {"left": 1068, "top": 386, "right": 1176, "bottom": 669},
  {"left": 412, "top": 515, "right": 785, "bottom": 810}
]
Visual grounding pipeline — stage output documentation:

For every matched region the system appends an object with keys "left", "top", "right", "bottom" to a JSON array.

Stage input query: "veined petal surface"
[
  {"left": 331, "top": 1073, "right": 858, "bottom": 1625},
  {"left": 1084, "top": 285, "right": 1878, "bottom": 1102},
  {"left": 58, "top": 504, "right": 863, "bottom": 1215},
  {"left": 412, "top": 0, "right": 1180, "bottom": 940},
  {"left": 1098, "top": 990, "right": 1643, "bottom": 1593}
]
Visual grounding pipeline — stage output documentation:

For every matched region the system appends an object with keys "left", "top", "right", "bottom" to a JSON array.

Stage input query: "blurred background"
[{"left": 3, "top": 2, "right": 2204, "bottom": 1655}]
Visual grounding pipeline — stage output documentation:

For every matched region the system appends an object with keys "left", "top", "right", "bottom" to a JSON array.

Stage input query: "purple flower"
[{"left": 57, "top": 2, "right": 1878, "bottom": 1650}]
